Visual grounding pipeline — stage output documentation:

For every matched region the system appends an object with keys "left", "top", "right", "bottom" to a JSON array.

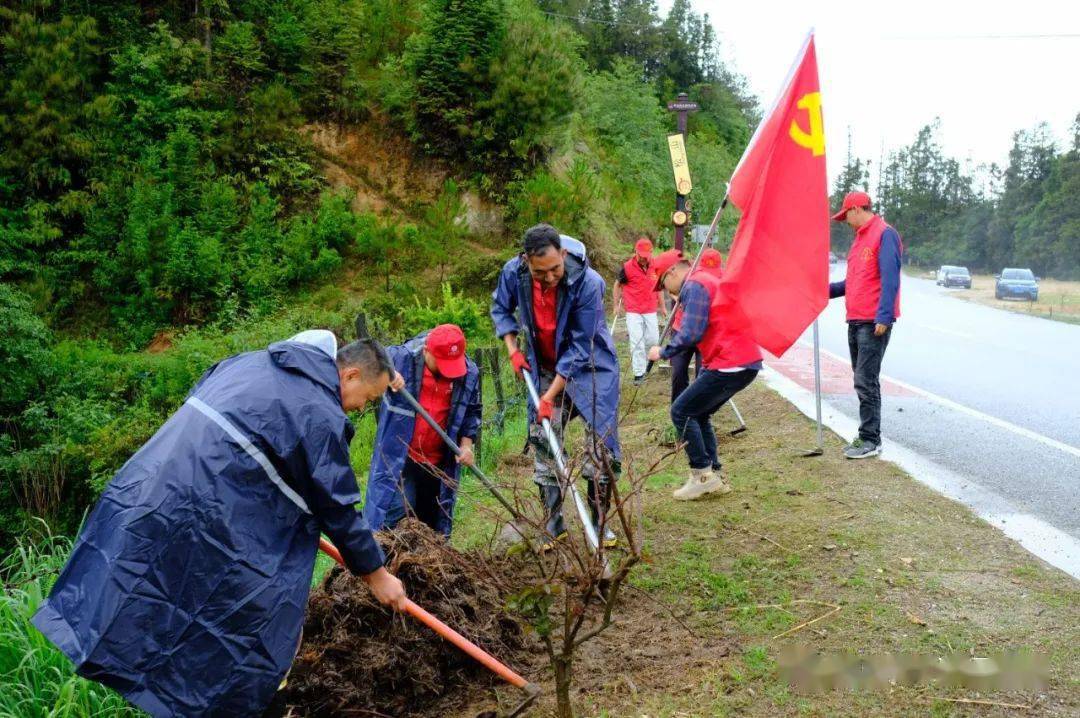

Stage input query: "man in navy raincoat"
[
  {"left": 363, "top": 324, "right": 482, "bottom": 538},
  {"left": 32, "top": 330, "right": 407, "bottom": 717},
  {"left": 491, "top": 223, "right": 621, "bottom": 549}
]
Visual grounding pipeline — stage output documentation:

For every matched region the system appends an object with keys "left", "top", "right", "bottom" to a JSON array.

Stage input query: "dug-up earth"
[{"left": 279, "top": 369, "right": 1079, "bottom": 717}]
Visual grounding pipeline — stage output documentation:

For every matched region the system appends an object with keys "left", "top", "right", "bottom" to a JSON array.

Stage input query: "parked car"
[
  {"left": 936, "top": 265, "right": 963, "bottom": 285},
  {"left": 995, "top": 268, "right": 1039, "bottom": 301},
  {"left": 942, "top": 266, "right": 972, "bottom": 289}
]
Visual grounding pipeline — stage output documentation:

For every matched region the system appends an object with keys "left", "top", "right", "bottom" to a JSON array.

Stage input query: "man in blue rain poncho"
[
  {"left": 32, "top": 330, "right": 407, "bottom": 718},
  {"left": 364, "top": 324, "right": 482, "bottom": 538},
  {"left": 491, "top": 223, "right": 621, "bottom": 550}
]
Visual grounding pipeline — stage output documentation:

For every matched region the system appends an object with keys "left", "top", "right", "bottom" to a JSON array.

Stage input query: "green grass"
[{"left": 0, "top": 531, "right": 143, "bottom": 718}]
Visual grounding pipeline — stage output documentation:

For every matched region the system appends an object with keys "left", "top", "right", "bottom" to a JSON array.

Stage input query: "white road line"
[
  {"left": 909, "top": 322, "right": 975, "bottom": 340},
  {"left": 809, "top": 343, "right": 1080, "bottom": 460},
  {"left": 763, "top": 367, "right": 1080, "bottom": 580}
]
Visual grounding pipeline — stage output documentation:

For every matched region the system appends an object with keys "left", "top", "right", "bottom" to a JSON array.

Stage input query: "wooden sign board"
[{"left": 667, "top": 133, "right": 693, "bottom": 195}]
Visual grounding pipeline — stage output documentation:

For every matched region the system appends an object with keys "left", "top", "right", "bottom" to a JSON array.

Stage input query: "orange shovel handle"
[{"left": 317, "top": 537, "right": 530, "bottom": 690}]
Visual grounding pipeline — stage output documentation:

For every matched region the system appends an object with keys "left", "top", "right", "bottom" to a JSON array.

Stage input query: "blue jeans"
[
  {"left": 848, "top": 322, "right": 891, "bottom": 445},
  {"left": 669, "top": 347, "right": 702, "bottom": 403},
  {"left": 670, "top": 368, "right": 758, "bottom": 470},
  {"left": 381, "top": 458, "right": 446, "bottom": 535}
]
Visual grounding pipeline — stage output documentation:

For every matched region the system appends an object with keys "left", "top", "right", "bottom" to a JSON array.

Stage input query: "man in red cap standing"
[
  {"left": 828, "top": 191, "right": 903, "bottom": 459},
  {"left": 364, "top": 324, "right": 482, "bottom": 537},
  {"left": 647, "top": 249, "right": 762, "bottom": 500},
  {"left": 613, "top": 236, "right": 667, "bottom": 385}
]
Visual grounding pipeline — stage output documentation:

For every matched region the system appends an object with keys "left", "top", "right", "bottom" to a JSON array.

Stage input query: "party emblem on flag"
[{"left": 789, "top": 92, "right": 824, "bottom": 156}]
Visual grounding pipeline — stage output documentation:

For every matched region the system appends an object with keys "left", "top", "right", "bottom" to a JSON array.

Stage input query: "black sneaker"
[
  {"left": 844, "top": 439, "right": 881, "bottom": 459},
  {"left": 633, "top": 375, "right": 645, "bottom": 386}
]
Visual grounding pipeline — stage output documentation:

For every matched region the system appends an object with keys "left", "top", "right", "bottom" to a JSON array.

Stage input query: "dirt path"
[{"left": 448, "top": 372, "right": 1080, "bottom": 717}]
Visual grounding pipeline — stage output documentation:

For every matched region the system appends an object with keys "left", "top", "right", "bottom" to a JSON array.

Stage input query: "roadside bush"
[
  {"left": 401, "top": 283, "right": 493, "bottom": 346},
  {"left": 0, "top": 284, "right": 52, "bottom": 415},
  {"left": 507, "top": 159, "right": 598, "bottom": 238}
]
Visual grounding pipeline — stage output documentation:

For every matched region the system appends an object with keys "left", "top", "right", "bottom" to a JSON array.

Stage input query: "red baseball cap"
[
  {"left": 634, "top": 238, "right": 653, "bottom": 258},
  {"left": 426, "top": 324, "right": 467, "bottom": 379},
  {"left": 831, "top": 191, "right": 871, "bottom": 221},
  {"left": 700, "top": 247, "right": 723, "bottom": 275},
  {"left": 652, "top": 249, "right": 685, "bottom": 290}
]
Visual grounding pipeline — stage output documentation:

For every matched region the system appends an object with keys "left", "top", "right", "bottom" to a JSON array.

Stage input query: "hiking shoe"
[
  {"left": 599, "top": 526, "right": 618, "bottom": 548},
  {"left": 633, "top": 374, "right": 645, "bottom": 386},
  {"left": 673, "top": 468, "right": 731, "bottom": 501},
  {"left": 844, "top": 440, "right": 881, "bottom": 459}
]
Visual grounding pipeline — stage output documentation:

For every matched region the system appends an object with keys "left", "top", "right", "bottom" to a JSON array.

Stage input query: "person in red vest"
[
  {"left": 613, "top": 237, "right": 667, "bottom": 384},
  {"left": 647, "top": 249, "right": 762, "bottom": 500},
  {"left": 668, "top": 247, "right": 723, "bottom": 402},
  {"left": 364, "top": 324, "right": 482, "bottom": 538},
  {"left": 828, "top": 191, "right": 903, "bottom": 459}
]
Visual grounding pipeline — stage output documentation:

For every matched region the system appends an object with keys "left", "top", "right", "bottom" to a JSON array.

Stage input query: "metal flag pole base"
[{"left": 800, "top": 319, "right": 826, "bottom": 458}]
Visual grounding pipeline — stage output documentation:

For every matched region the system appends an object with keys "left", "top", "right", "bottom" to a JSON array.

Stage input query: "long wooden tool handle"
[
  {"left": 316, "top": 538, "right": 531, "bottom": 691},
  {"left": 394, "top": 385, "right": 523, "bottom": 522}
]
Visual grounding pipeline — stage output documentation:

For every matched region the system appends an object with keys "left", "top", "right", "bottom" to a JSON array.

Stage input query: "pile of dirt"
[{"left": 270, "top": 520, "right": 528, "bottom": 717}]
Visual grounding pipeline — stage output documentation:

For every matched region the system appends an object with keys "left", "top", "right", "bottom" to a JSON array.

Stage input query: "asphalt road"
[{"left": 795, "top": 264, "right": 1080, "bottom": 545}]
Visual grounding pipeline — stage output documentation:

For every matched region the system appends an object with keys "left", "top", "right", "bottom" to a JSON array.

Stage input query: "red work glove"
[
  {"left": 509, "top": 350, "right": 531, "bottom": 379},
  {"left": 536, "top": 398, "right": 554, "bottom": 424}
]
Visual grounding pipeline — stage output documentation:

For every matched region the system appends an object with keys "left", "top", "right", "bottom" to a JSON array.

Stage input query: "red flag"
[{"left": 720, "top": 33, "right": 829, "bottom": 357}]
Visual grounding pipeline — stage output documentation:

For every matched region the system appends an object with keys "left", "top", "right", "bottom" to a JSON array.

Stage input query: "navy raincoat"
[
  {"left": 32, "top": 334, "right": 384, "bottom": 717},
  {"left": 362, "top": 332, "right": 482, "bottom": 537},
  {"left": 490, "top": 236, "right": 621, "bottom": 459}
]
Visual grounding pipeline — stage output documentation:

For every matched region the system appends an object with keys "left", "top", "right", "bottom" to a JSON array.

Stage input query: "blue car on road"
[{"left": 995, "top": 268, "right": 1039, "bottom": 301}]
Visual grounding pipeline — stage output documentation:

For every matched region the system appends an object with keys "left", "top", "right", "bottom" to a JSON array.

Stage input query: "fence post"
[
  {"left": 354, "top": 312, "right": 370, "bottom": 341},
  {"left": 472, "top": 348, "right": 484, "bottom": 466},
  {"left": 488, "top": 348, "right": 506, "bottom": 433}
]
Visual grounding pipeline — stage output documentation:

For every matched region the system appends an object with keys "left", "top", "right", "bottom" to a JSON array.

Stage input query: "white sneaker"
[{"left": 673, "top": 468, "right": 731, "bottom": 501}]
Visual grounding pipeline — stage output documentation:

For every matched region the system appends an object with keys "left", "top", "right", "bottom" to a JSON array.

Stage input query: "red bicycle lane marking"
[{"left": 764, "top": 342, "right": 916, "bottom": 397}]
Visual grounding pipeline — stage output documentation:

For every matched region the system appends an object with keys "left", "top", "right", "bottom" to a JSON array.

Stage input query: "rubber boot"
[
  {"left": 538, "top": 484, "right": 567, "bottom": 552},
  {"left": 587, "top": 476, "right": 618, "bottom": 548}
]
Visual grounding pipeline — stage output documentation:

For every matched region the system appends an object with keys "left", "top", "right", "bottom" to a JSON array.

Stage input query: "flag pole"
[{"left": 802, "top": 319, "right": 825, "bottom": 457}]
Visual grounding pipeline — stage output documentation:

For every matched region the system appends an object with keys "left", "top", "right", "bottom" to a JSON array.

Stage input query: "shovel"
[
  {"left": 318, "top": 538, "right": 541, "bottom": 717},
  {"left": 521, "top": 374, "right": 612, "bottom": 581}
]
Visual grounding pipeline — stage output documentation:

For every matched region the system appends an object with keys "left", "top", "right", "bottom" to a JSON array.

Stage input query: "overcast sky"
[{"left": 659, "top": 0, "right": 1080, "bottom": 189}]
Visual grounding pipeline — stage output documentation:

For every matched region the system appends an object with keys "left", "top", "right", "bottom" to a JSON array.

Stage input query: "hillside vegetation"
[{"left": 0, "top": 0, "right": 754, "bottom": 549}]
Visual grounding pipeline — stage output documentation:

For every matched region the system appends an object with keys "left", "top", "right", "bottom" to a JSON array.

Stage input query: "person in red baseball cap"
[
  {"left": 828, "top": 191, "right": 904, "bottom": 460},
  {"left": 363, "top": 324, "right": 483, "bottom": 537},
  {"left": 664, "top": 247, "right": 721, "bottom": 407},
  {"left": 647, "top": 249, "right": 762, "bottom": 500},
  {"left": 699, "top": 247, "right": 723, "bottom": 277},
  {"left": 613, "top": 236, "right": 668, "bottom": 384}
]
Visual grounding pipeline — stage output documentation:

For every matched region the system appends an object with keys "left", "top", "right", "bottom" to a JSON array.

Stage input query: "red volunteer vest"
[
  {"left": 621, "top": 257, "right": 659, "bottom": 314},
  {"left": 846, "top": 215, "right": 902, "bottom": 322},
  {"left": 689, "top": 271, "right": 762, "bottom": 370},
  {"left": 408, "top": 367, "right": 453, "bottom": 465}
]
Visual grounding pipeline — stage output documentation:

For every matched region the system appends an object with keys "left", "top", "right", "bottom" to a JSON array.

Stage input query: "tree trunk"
[{"left": 554, "top": 655, "right": 574, "bottom": 718}]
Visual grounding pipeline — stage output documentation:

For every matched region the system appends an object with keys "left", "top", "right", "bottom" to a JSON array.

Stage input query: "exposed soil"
[{"left": 270, "top": 520, "right": 527, "bottom": 717}]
